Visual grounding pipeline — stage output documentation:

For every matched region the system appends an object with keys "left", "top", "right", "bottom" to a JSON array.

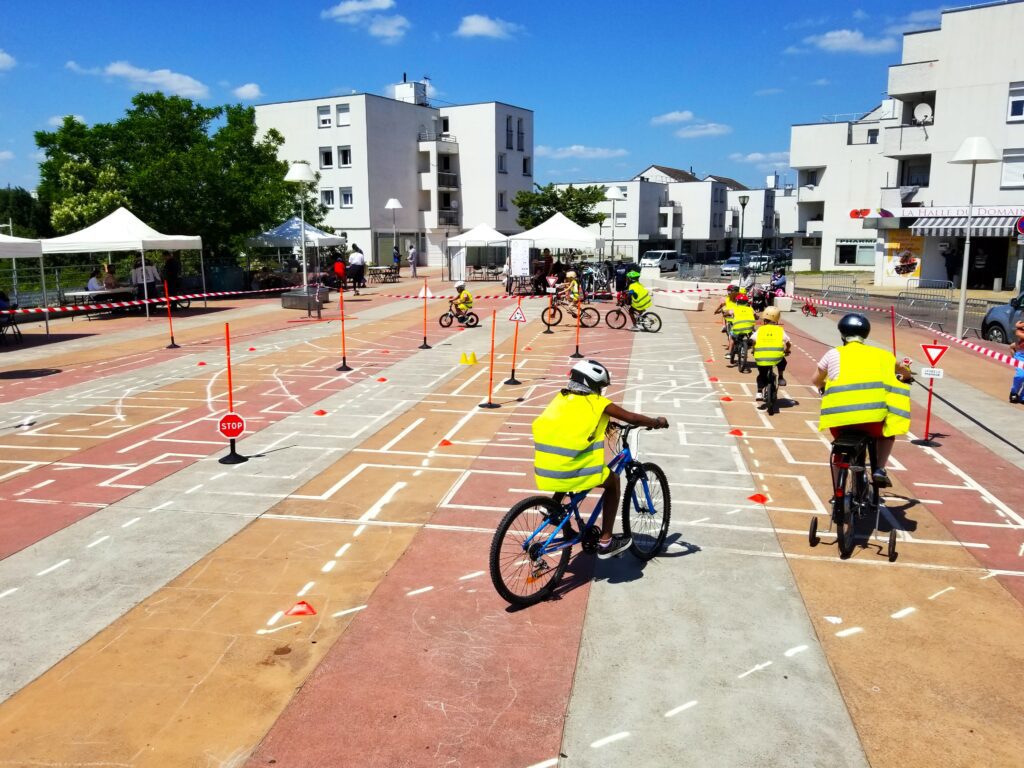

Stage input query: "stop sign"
[{"left": 218, "top": 413, "right": 245, "bottom": 439}]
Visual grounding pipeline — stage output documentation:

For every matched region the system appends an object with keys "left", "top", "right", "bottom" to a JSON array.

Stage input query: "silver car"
[{"left": 982, "top": 292, "right": 1024, "bottom": 343}]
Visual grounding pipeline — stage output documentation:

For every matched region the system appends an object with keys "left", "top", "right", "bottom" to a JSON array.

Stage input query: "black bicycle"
[
  {"left": 761, "top": 365, "right": 779, "bottom": 416},
  {"left": 729, "top": 332, "right": 752, "bottom": 373},
  {"left": 809, "top": 430, "right": 897, "bottom": 562}
]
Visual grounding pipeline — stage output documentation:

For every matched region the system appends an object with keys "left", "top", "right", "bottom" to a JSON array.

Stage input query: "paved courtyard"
[{"left": 0, "top": 272, "right": 1022, "bottom": 767}]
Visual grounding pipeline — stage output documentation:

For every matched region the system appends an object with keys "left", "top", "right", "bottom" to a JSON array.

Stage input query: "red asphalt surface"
[{"left": 247, "top": 320, "right": 637, "bottom": 768}]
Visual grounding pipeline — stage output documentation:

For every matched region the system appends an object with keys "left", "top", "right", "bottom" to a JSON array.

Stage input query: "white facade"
[
  {"left": 255, "top": 85, "right": 533, "bottom": 265},
  {"left": 726, "top": 189, "right": 777, "bottom": 251}
]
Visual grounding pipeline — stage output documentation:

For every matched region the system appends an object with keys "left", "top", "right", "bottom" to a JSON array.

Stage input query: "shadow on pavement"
[{"left": 0, "top": 367, "right": 63, "bottom": 379}]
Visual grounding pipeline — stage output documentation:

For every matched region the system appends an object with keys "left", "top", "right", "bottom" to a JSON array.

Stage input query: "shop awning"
[{"left": 910, "top": 216, "right": 1018, "bottom": 237}]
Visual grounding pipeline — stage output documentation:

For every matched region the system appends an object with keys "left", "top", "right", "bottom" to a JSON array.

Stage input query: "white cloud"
[
  {"left": 0, "top": 150, "right": 13, "bottom": 161},
  {"left": 812, "top": 78, "right": 830, "bottom": 86},
  {"left": 784, "top": 16, "right": 829, "bottom": 30},
  {"left": 783, "top": 45, "right": 806, "bottom": 55},
  {"left": 0, "top": 49, "right": 15, "bottom": 71},
  {"left": 884, "top": 8, "right": 944, "bottom": 35},
  {"left": 536, "top": 145, "right": 629, "bottom": 160},
  {"left": 47, "top": 114, "right": 85, "bottom": 126},
  {"left": 675, "top": 123, "right": 732, "bottom": 139},
  {"left": 730, "top": 150, "right": 791, "bottom": 172},
  {"left": 852, "top": 9, "right": 869, "bottom": 20},
  {"left": 32, "top": 150, "right": 46, "bottom": 162},
  {"left": 754, "top": 88, "right": 783, "bottom": 97},
  {"left": 455, "top": 14, "right": 522, "bottom": 39},
  {"left": 321, "top": 0, "right": 394, "bottom": 22},
  {"left": 804, "top": 29, "right": 897, "bottom": 54},
  {"left": 233, "top": 82, "right": 263, "bottom": 100},
  {"left": 68, "top": 59, "right": 209, "bottom": 97},
  {"left": 368, "top": 14, "right": 409, "bottom": 41},
  {"left": 650, "top": 110, "right": 694, "bottom": 125}
]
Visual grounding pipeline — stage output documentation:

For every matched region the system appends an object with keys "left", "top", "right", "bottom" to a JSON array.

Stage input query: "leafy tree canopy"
[
  {"left": 35, "top": 94, "right": 325, "bottom": 259},
  {"left": 512, "top": 183, "right": 608, "bottom": 230},
  {"left": 0, "top": 186, "right": 53, "bottom": 238}
]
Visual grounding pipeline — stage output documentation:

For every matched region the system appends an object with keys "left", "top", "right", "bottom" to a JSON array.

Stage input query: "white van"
[{"left": 639, "top": 250, "right": 680, "bottom": 272}]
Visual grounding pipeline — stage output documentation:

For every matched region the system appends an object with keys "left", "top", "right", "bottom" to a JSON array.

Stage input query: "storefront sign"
[
  {"left": 884, "top": 229, "right": 923, "bottom": 278},
  {"left": 899, "top": 206, "right": 1024, "bottom": 218}
]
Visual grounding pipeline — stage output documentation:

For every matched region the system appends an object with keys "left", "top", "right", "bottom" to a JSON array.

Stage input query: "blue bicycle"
[{"left": 489, "top": 423, "right": 671, "bottom": 606}]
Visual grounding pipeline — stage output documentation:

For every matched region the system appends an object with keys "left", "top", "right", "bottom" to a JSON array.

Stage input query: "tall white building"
[
  {"left": 789, "top": 1, "right": 1024, "bottom": 288},
  {"left": 254, "top": 80, "right": 534, "bottom": 265}
]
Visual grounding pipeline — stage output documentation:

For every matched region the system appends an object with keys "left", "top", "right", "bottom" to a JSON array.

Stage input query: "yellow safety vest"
[
  {"left": 457, "top": 289, "right": 473, "bottom": 308},
  {"left": 532, "top": 392, "right": 611, "bottom": 492},
  {"left": 819, "top": 342, "right": 912, "bottom": 436},
  {"left": 753, "top": 324, "right": 785, "bottom": 366},
  {"left": 731, "top": 304, "right": 755, "bottom": 335},
  {"left": 567, "top": 279, "right": 580, "bottom": 302},
  {"left": 628, "top": 281, "right": 652, "bottom": 311}
]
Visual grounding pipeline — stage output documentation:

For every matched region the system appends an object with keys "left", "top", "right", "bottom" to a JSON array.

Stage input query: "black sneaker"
[
  {"left": 597, "top": 533, "right": 631, "bottom": 559},
  {"left": 1011, "top": 394, "right": 1020, "bottom": 404},
  {"left": 872, "top": 468, "right": 892, "bottom": 488}
]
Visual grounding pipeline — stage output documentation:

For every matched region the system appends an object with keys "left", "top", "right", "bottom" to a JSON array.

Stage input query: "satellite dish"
[{"left": 913, "top": 103, "right": 933, "bottom": 124}]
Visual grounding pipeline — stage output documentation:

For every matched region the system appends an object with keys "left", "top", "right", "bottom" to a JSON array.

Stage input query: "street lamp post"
[
  {"left": 949, "top": 136, "right": 999, "bottom": 338},
  {"left": 284, "top": 162, "right": 317, "bottom": 292},
  {"left": 738, "top": 194, "right": 749, "bottom": 263},
  {"left": 605, "top": 186, "right": 625, "bottom": 263},
  {"left": 385, "top": 198, "right": 403, "bottom": 265}
]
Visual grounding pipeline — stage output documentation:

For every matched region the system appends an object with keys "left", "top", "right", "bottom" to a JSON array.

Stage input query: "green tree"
[
  {"left": 34, "top": 92, "right": 325, "bottom": 259},
  {"left": 0, "top": 185, "right": 53, "bottom": 238},
  {"left": 512, "top": 183, "right": 608, "bottom": 230}
]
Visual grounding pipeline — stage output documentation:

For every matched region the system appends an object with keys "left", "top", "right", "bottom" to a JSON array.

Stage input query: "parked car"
[
  {"left": 640, "top": 250, "right": 682, "bottom": 272},
  {"left": 720, "top": 256, "right": 743, "bottom": 276},
  {"left": 981, "top": 293, "right": 1024, "bottom": 343},
  {"left": 746, "top": 255, "right": 771, "bottom": 273}
]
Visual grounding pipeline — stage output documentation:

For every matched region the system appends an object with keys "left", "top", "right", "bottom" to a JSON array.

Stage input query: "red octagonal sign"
[{"left": 218, "top": 413, "right": 245, "bottom": 439}]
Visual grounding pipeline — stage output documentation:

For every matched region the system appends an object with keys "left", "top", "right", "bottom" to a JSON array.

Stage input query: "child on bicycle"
[
  {"left": 625, "top": 270, "right": 652, "bottom": 330},
  {"left": 1009, "top": 320, "right": 1024, "bottom": 403},
  {"left": 750, "top": 306, "right": 790, "bottom": 401},
  {"left": 450, "top": 280, "right": 473, "bottom": 323},
  {"left": 727, "top": 292, "right": 756, "bottom": 359},
  {"left": 559, "top": 270, "right": 580, "bottom": 305},
  {"left": 714, "top": 284, "right": 740, "bottom": 338},
  {"left": 532, "top": 360, "right": 669, "bottom": 559}
]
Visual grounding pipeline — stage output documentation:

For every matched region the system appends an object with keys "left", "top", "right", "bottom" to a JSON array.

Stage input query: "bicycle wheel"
[
  {"left": 489, "top": 496, "right": 572, "bottom": 607},
  {"left": 622, "top": 463, "right": 671, "bottom": 560},
  {"left": 580, "top": 307, "right": 600, "bottom": 328},
  {"left": 605, "top": 308, "right": 627, "bottom": 329},
  {"left": 802, "top": 305, "right": 811, "bottom": 317},
  {"left": 739, "top": 338, "right": 750, "bottom": 373},
  {"left": 438, "top": 312, "right": 453, "bottom": 328},
  {"left": 766, "top": 373, "right": 778, "bottom": 416},
  {"left": 542, "top": 306, "right": 562, "bottom": 326},
  {"left": 465, "top": 311, "right": 480, "bottom": 328},
  {"left": 176, "top": 297, "right": 191, "bottom": 310},
  {"left": 640, "top": 312, "right": 662, "bottom": 333},
  {"left": 834, "top": 467, "right": 857, "bottom": 559}
]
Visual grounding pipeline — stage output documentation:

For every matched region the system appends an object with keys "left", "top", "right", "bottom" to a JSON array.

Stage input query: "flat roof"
[{"left": 255, "top": 92, "right": 531, "bottom": 113}]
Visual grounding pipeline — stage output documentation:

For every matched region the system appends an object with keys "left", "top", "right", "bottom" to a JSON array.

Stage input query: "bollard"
[
  {"left": 419, "top": 278, "right": 431, "bottom": 349},
  {"left": 164, "top": 280, "right": 180, "bottom": 349},
  {"left": 219, "top": 322, "right": 248, "bottom": 464},
  {"left": 570, "top": 294, "right": 583, "bottom": 359},
  {"left": 505, "top": 297, "right": 522, "bottom": 386},
  {"left": 337, "top": 289, "right": 353, "bottom": 372},
  {"left": 479, "top": 310, "right": 501, "bottom": 409}
]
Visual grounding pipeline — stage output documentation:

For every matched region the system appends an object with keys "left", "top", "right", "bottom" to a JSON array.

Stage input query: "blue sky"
[{"left": 0, "top": 1, "right": 950, "bottom": 192}]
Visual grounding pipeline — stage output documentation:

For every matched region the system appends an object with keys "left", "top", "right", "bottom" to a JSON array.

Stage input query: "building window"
[
  {"left": 899, "top": 155, "right": 931, "bottom": 186},
  {"left": 319, "top": 146, "right": 333, "bottom": 169},
  {"left": 522, "top": 156, "right": 532, "bottom": 176},
  {"left": 340, "top": 187, "right": 354, "bottom": 208},
  {"left": 336, "top": 104, "right": 350, "bottom": 126},
  {"left": 498, "top": 153, "right": 507, "bottom": 173},
  {"left": 618, "top": 185, "right": 628, "bottom": 199},
  {"left": 803, "top": 170, "right": 818, "bottom": 186},
  {"left": 517, "top": 118, "right": 525, "bottom": 151},
  {"left": 498, "top": 191, "right": 507, "bottom": 211},
  {"left": 615, "top": 212, "right": 626, "bottom": 227},
  {"left": 338, "top": 145, "right": 352, "bottom": 167},
  {"left": 867, "top": 129, "right": 879, "bottom": 144},
  {"left": 441, "top": 116, "right": 450, "bottom": 133},
  {"left": 321, "top": 189, "right": 335, "bottom": 208},
  {"left": 1007, "top": 82, "right": 1024, "bottom": 122},
  {"left": 318, "top": 106, "right": 331, "bottom": 128},
  {"left": 506, "top": 115, "right": 514, "bottom": 149},
  {"left": 1001, "top": 148, "right": 1024, "bottom": 188}
]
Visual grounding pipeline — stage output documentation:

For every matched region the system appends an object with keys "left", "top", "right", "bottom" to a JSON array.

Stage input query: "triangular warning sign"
[
  {"left": 417, "top": 285, "right": 434, "bottom": 299},
  {"left": 508, "top": 305, "right": 527, "bottom": 323},
  {"left": 921, "top": 344, "right": 948, "bottom": 367}
]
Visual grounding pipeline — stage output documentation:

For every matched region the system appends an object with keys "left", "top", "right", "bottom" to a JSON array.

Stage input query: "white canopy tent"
[
  {"left": 508, "top": 212, "right": 598, "bottom": 250},
  {"left": 245, "top": 217, "right": 346, "bottom": 248},
  {"left": 445, "top": 223, "right": 508, "bottom": 282},
  {"left": 0, "top": 233, "right": 49, "bottom": 333}
]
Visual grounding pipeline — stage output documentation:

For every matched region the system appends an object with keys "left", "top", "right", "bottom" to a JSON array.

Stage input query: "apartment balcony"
[
  {"left": 806, "top": 220, "right": 824, "bottom": 235},
  {"left": 439, "top": 208, "right": 460, "bottom": 227},
  {"left": 418, "top": 132, "right": 459, "bottom": 155},
  {"left": 418, "top": 172, "right": 433, "bottom": 191},
  {"left": 887, "top": 60, "right": 937, "bottom": 98},
  {"left": 797, "top": 185, "right": 826, "bottom": 203},
  {"left": 437, "top": 171, "right": 459, "bottom": 190},
  {"left": 883, "top": 124, "right": 933, "bottom": 157}
]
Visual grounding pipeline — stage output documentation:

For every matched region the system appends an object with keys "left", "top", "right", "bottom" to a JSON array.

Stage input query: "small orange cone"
[
  {"left": 709, "top": 376, "right": 719, "bottom": 382},
  {"left": 438, "top": 439, "right": 453, "bottom": 447},
  {"left": 314, "top": 409, "right": 328, "bottom": 416},
  {"left": 248, "top": 347, "right": 256, "bottom": 351},
  {"left": 729, "top": 428, "right": 744, "bottom": 436},
  {"left": 285, "top": 600, "right": 317, "bottom": 616},
  {"left": 377, "top": 377, "right": 388, "bottom": 382},
  {"left": 198, "top": 361, "right": 207, "bottom": 366},
  {"left": 705, "top": 358, "right": 713, "bottom": 363},
  {"left": 721, "top": 396, "right": 733, "bottom": 402},
  {"left": 523, "top": 346, "right": 533, "bottom": 351},
  {"left": 748, "top": 493, "right": 769, "bottom": 505},
  {"left": 381, "top": 350, "right": 390, "bottom": 354}
]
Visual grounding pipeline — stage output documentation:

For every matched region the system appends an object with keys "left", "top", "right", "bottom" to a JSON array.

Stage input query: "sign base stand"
[
  {"left": 167, "top": 336, "right": 180, "bottom": 350},
  {"left": 419, "top": 336, "right": 432, "bottom": 350},
  {"left": 478, "top": 402, "right": 501, "bottom": 409},
  {"left": 336, "top": 357, "right": 352, "bottom": 372},
  {"left": 504, "top": 374, "right": 521, "bottom": 386},
  {"left": 219, "top": 438, "right": 248, "bottom": 465},
  {"left": 570, "top": 346, "right": 584, "bottom": 359}
]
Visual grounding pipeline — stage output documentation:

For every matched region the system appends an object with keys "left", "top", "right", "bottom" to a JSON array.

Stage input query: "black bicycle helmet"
[{"left": 838, "top": 313, "right": 871, "bottom": 340}]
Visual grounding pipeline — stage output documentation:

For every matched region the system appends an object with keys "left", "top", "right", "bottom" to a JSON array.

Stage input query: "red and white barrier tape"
[
  {"left": 374, "top": 286, "right": 728, "bottom": 301},
  {"left": 788, "top": 293, "right": 891, "bottom": 314},
  {"left": 0, "top": 286, "right": 290, "bottom": 316}
]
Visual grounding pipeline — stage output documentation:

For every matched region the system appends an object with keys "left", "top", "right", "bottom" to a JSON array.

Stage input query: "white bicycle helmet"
[
  {"left": 455, "top": 281, "right": 465, "bottom": 291},
  {"left": 566, "top": 270, "right": 577, "bottom": 279},
  {"left": 569, "top": 359, "right": 611, "bottom": 394}
]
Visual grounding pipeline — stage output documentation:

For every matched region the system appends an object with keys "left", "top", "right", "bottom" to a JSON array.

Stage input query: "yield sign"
[
  {"left": 921, "top": 343, "right": 949, "bottom": 367},
  {"left": 417, "top": 284, "right": 434, "bottom": 298},
  {"left": 508, "top": 305, "right": 527, "bottom": 323}
]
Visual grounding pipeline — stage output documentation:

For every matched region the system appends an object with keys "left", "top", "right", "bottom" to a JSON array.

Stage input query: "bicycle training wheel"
[
  {"left": 640, "top": 312, "right": 662, "bottom": 333},
  {"left": 176, "top": 297, "right": 191, "bottom": 310},
  {"left": 605, "top": 308, "right": 627, "bottom": 329},
  {"left": 465, "top": 311, "right": 480, "bottom": 328},
  {"left": 623, "top": 463, "right": 671, "bottom": 560},
  {"left": 489, "top": 496, "right": 572, "bottom": 607},
  {"left": 580, "top": 307, "right": 600, "bottom": 328},
  {"left": 438, "top": 313, "right": 453, "bottom": 328},
  {"left": 542, "top": 306, "right": 563, "bottom": 327}
]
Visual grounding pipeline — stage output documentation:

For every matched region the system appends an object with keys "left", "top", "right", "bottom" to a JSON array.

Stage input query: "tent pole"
[
  {"left": 39, "top": 255, "right": 50, "bottom": 335},
  {"left": 141, "top": 250, "right": 151, "bottom": 319},
  {"left": 200, "top": 249, "right": 208, "bottom": 308}
]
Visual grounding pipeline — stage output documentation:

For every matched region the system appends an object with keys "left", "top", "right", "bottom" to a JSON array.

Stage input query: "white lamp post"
[
  {"left": 605, "top": 186, "right": 625, "bottom": 262},
  {"left": 284, "top": 162, "right": 317, "bottom": 291},
  {"left": 949, "top": 136, "right": 999, "bottom": 338},
  {"left": 385, "top": 198, "right": 403, "bottom": 263}
]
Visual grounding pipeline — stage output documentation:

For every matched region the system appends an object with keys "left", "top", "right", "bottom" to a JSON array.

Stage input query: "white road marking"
[
  {"left": 664, "top": 700, "right": 698, "bottom": 718},
  {"left": 526, "top": 759, "right": 559, "bottom": 768},
  {"left": 86, "top": 535, "right": 110, "bottom": 548},
  {"left": 891, "top": 607, "right": 917, "bottom": 619},
  {"left": 256, "top": 621, "right": 301, "bottom": 635},
  {"left": 836, "top": 627, "right": 863, "bottom": 638},
  {"left": 121, "top": 517, "right": 141, "bottom": 528},
  {"left": 359, "top": 481, "right": 407, "bottom": 522},
  {"left": 406, "top": 586, "right": 434, "bottom": 597},
  {"left": 928, "top": 587, "right": 955, "bottom": 600},
  {"left": 332, "top": 604, "right": 367, "bottom": 618},
  {"left": 267, "top": 611, "right": 284, "bottom": 626},
  {"left": 353, "top": 525, "right": 367, "bottom": 537},
  {"left": 590, "top": 732, "right": 630, "bottom": 749},
  {"left": 738, "top": 661, "right": 773, "bottom": 679},
  {"left": 0, "top": 588, "right": 18, "bottom": 600},
  {"left": 37, "top": 559, "right": 71, "bottom": 576},
  {"left": 297, "top": 581, "right": 315, "bottom": 597},
  {"left": 321, "top": 560, "right": 336, "bottom": 573},
  {"left": 784, "top": 645, "right": 809, "bottom": 657},
  {"left": 334, "top": 543, "right": 351, "bottom": 558},
  {"left": 459, "top": 571, "right": 485, "bottom": 581},
  {"left": 824, "top": 616, "right": 843, "bottom": 624},
  {"left": 382, "top": 418, "right": 425, "bottom": 452}
]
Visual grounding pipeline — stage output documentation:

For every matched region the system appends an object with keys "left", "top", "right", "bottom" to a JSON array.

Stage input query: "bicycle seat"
[{"left": 831, "top": 430, "right": 874, "bottom": 450}]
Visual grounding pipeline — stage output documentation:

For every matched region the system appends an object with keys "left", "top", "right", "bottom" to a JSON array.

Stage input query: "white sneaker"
[{"left": 756, "top": 390, "right": 764, "bottom": 401}]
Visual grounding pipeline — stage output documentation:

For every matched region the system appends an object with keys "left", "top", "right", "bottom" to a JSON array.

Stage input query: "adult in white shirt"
[
  {"left": 348, "top": 245, "right": 366, "bottom": 295},
  {"left": 408, "top": 244, "right": 418, "bottom": 278},
  {"left": 130, "top": 258, "right": 161, "bottom": 300},
  {"left": 86, "top": 270, "right": 104, "bottom": 292}
]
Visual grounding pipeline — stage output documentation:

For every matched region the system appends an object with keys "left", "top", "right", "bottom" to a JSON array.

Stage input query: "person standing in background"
[
  {"left": 163, "top": 251, "right": 182, "bottom": 297},
  {"left": 408, "top": 243, "right": 418, "bottom": 279},
  {"left": 392, "top": 245, "right": 401, "bottom": 277},
  {"left": 130, "top": 257, "right": 160, "bottom": 301},
  {"left": 348, "top": 244, "right": 366, "bottom": 295},
  {"left": 102, "top": 263, "right": 118, "bottom": 289}
]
